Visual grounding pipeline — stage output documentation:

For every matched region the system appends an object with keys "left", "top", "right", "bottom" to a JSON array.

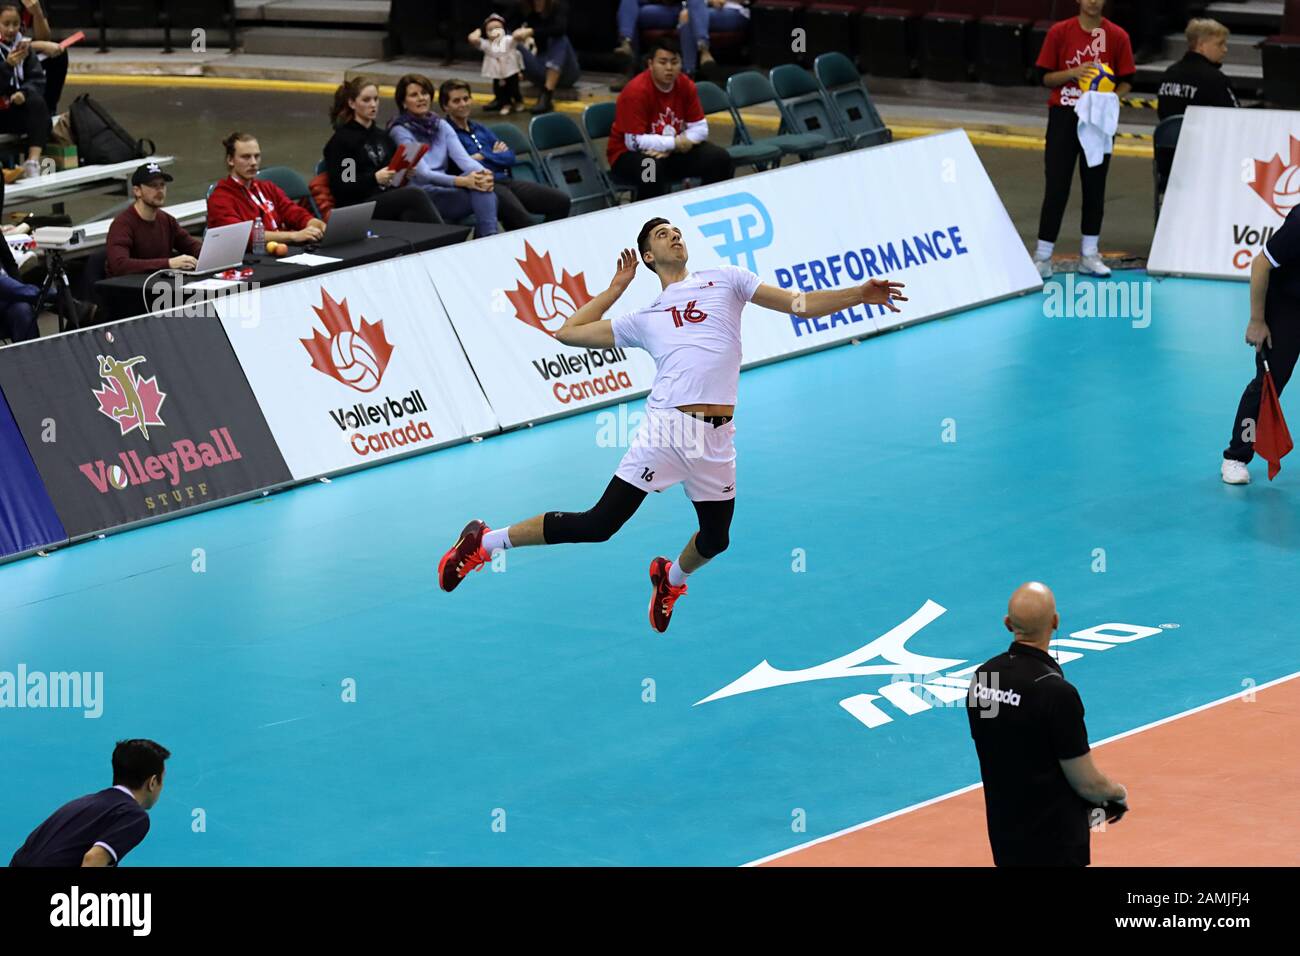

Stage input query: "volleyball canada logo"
[
  {"left": 506, "top": 241, "right": 593, "bottom": 336},
  {"left": 1247, "top": 134, "right": 1300, "bottom": 218},
  {"left": 300, "top": 289, "right": 394, "bottom": 392},
  {"left": 92, "top": 354, "right": 167, "bottom": 439}
]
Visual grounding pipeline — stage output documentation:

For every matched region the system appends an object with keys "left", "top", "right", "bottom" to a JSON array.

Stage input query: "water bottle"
[{"left": 251, "top": 219, "right": 265, "bottom": 256}]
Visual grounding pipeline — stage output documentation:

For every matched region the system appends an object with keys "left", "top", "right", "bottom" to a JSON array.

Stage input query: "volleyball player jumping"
[{"left": 438, "top": 217, "right": 907, "bottom": 631}]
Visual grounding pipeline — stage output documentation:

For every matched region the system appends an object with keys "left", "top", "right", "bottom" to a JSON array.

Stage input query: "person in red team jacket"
[
  {"left": 608, "top": 36, "right": 732, "bottom": 200},
  {"left": 1033, "top": 0, "right": 1134, "bottom": 279},
  {"left": 207, "top": 131, "right": 326, "bottom": 248}
]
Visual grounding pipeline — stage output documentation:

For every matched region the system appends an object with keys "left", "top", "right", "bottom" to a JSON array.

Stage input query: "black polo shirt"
[
  {"left": 966, "top": 641, "right": 1093, "bottom": 866},
  {"left": 9, "top": 787, "right": 150, "bottom": 867},
  {"left": 1156, "top": 51, "right": 1238, "bottom": 120},
  {"left": 1264, "top": 204, "right": 1300, "bottom": 314}
]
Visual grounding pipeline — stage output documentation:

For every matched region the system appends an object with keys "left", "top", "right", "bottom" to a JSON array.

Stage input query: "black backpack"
[{"left": 69, "top": 94, "right": 156, "bottom": 166}]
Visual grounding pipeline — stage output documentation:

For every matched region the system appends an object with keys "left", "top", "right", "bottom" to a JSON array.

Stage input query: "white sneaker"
[
  {"left": 1221, "top": 459, "right": 1250, "bottom": 485},
  {"left": 1034, "top": 255, "right": 1053, "bottom": 279},
  {"left": 1079, "top": 253, "right": 1111, "bottom": 277}
]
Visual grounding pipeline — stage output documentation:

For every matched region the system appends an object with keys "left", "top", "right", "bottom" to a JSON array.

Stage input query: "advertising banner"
[
  {"left": 0, "top": 386, "right": 65, "bottom": 559},
  {"left": 1149, "top": 106, "right": 1300, "bottom": 279},
  {"left": 0, "top": 308, "right": 292, "bottom": 539},
  {"left": 213, "top": 257, "right": 499, "bottom": 480},
  {"left": 428, "top": 129, "right": 1039, "bottom": 427}
]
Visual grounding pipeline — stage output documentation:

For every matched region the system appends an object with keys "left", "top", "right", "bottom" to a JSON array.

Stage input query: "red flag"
[{"left": 1257, "top": 362, "right": 1293, "bottom": 480}]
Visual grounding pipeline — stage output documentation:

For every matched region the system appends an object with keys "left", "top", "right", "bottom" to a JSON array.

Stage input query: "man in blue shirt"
[
  {"left": 1224, "top": 204, "right": 1300, "bottom": 483},
  {"left": 439, "top": 80, "right": 571, "bottom": 231},
  {"left": 10, "top": 739, "right": 170, "bottom": 867}
]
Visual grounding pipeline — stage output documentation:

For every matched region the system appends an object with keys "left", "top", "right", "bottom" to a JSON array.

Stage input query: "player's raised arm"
[
  {"left": 750, "top": 278, "right": 908, "bottom": 318},
  {"left": 555, "top": 248, "right": 639, "bottom": 349}
]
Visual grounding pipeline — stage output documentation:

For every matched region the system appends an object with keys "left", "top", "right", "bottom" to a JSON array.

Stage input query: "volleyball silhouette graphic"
[
  {"left": 1080, "top": 62, "right": 1117, "bottom": 92},
  {"left": 1275, "top": 165, "right": 1300, "bottom": 213},
  {"left": 329, "top": 330, "right": 382, "bottom": 392},
  {"left": 532, "top": 282, "right": 578, "bottom": 332},
  {"left": 300, "top": 290, "right": 395, "bottom": 393}
]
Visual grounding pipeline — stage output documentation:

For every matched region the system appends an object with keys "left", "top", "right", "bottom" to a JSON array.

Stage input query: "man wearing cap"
[
  {"left": 966, "top": 582, "right": 1129, "bottom": 866},
  {"left": 105, "top": 162, "right": 202, "bottom": 277}
]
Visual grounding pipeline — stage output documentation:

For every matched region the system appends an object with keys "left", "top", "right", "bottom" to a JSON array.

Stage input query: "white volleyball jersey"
[{"left": 609, "top": 266, "right": 761, "bottom": 409}]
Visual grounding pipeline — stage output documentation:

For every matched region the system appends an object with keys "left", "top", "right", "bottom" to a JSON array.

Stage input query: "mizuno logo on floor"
[{"left": 695, "top": 600, "right": 1164, "bottom": 730}]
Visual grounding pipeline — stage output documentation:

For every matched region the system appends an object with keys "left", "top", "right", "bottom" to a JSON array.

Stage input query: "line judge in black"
[
  {"left": 966, "top": 582, "right": 1128, "bottom": 866},
  {"left": 10, "top": 739, "right": 170, "bottom": 867}
]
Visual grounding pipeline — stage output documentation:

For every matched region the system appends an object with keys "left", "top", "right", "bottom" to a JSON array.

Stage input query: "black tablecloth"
[{"left": 94, "top": 220, "right": 469, "bottom": 322}]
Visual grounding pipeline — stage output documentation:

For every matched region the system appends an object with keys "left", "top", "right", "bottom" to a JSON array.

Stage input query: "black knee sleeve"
[
  {"left": 691, "top": 497, "right": 734, "bottom": 560},
  {"left": 694, "top": 528, "right": 729, "bottom": 560},
  {"left": 542, "top": 477, "right": 646, "bottom": 544}
]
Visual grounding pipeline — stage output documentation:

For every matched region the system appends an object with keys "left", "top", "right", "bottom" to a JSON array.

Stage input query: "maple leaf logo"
[
  {"left": 652, "top": 107, "right": 684, "bottom": 137},
  {"left": 299, "top": 289, "right": 394, "bottom": 393},
  {"left": 504, "top": 242, "right": 593, "bottom": 337},
  {"left": 1248, "top": 135, "right": 1300, "bottom": 219},
  {"left": 92, "top": 354, "right": 167, "bottom": 439}
]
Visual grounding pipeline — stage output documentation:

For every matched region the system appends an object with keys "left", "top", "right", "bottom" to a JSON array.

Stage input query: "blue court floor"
[{"left": 2, "top": 272, "right": 1296, "bottom": 866}]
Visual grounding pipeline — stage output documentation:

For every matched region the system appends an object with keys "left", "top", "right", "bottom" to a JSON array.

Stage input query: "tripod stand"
[{"left": 33, "top": 247, "right": 84, "bottom": 333}]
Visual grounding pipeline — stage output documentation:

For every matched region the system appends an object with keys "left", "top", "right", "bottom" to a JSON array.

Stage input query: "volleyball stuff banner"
[
  {"left": 426, "top": 129, "right": 1039, "bottom": 427},
  {"left": 1149, "top": 106, "right": 1300, "bottom": 279},
  {"left": 212, "top": 257, "right": 500, "bottom": 481},
  {"left": 0, "top": 385, "right": 65, "bottom": 560},
  {"left": 0, "top": 309, "right": 291, "bottom": 541}
]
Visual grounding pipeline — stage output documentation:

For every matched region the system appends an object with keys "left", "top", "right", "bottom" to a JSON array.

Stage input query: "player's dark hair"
[
  {"left": 111, "top": 739, "right": 171, "bottom": 790},
  {"left": 637, "top": 217, "right": 672, "bottom": 273},
  {"left": 647, "top": 36, "right": 681, "bottom": 61}
]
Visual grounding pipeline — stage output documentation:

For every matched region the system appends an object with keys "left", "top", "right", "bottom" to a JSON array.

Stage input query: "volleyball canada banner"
[
  {"left": 1149, "top": 105, "right": 1300, "bottom": 279},
  {"left": 0, "top": 308, "right": 291, "bottom": 541},
  {"left": 427, "top": 128, "right": 1040, "bottom": 427},
  {"left": 212, "top": 257, "right": 499, "bottom": 481}
]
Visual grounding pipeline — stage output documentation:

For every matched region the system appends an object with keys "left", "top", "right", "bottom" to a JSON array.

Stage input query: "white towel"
[{"left": 1074, "top": 90, "right": 1120, "bottom": 168}]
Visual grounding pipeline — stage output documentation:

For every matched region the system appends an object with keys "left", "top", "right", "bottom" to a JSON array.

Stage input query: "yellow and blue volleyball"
[{"left": 1079, "top": 63, "right": 1117, "bottom": 93}]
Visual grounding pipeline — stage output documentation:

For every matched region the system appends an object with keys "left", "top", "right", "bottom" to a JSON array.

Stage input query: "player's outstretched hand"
[
  {"left": 611, "top": 248, "right": 639, "bottom": 293},
  {"left": 862, "top": 278, "right": 908, "bottom": 312}
]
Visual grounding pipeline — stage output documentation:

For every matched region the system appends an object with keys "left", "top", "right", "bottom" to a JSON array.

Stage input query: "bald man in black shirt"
[{"left": 967, "top": 583, "right": 1128, "bottom": 866}]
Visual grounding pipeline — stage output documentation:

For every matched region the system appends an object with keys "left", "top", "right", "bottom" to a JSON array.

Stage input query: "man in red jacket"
[
  {"left": 207, "top": 132, "right": 326, "bottom": 247},
  {"left": 608, "top": 36, "right": 732, "bottom": 200}
]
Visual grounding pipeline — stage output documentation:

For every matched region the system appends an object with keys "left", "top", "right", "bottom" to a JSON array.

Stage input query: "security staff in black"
[
  {"left": 967, "top": 582, "right": 1128, "bottom": 866},
  {"left": 1156, "top": 18, "right": 1239, "bottom": 121},
  {"left": 1223, "top": 203, "right": 1300, "bottom": 483}
]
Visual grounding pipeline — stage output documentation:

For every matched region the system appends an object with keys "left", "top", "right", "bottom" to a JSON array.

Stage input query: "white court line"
[
  {"left": 742, "top": 668, "right": 1300, "bottom": 867},
  {"left": 259, "top": 716, "right": 307, "bottom": 729}
]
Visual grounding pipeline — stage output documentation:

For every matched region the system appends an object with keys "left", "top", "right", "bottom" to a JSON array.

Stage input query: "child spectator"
[{"left": 471, "top": 13, "right": 527, "bottom": 115}]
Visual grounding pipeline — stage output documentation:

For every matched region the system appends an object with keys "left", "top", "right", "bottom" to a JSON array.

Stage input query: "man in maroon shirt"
[
  {"left": 105, "top": 162, "right": 203, "bottom": 277},
  {"left": 608, "top": 36, "right": 732, "bottom": 200},
  {"left": 207, "top": 131, "right": 324, "bottom": 247}
]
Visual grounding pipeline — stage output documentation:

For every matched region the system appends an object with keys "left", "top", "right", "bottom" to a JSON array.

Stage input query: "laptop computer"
[
  {"left": 190, "top": 220, "right": 253, "bottom": 275},
  {"left": 319, "top": 201, "right": 376, "bottom": 248}
]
